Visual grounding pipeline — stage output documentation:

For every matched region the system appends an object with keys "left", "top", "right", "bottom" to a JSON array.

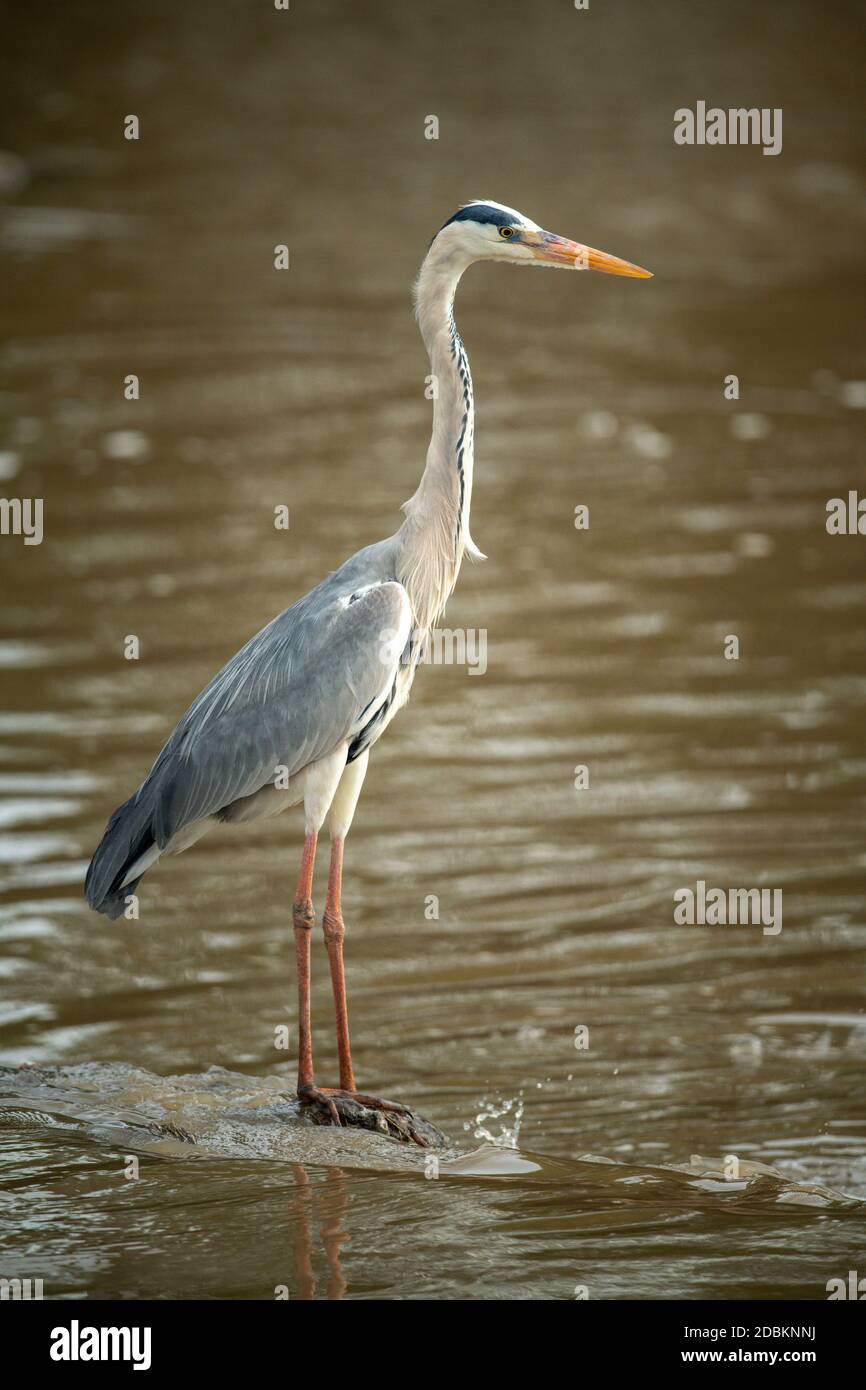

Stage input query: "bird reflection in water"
[{"left": 284, "top": 1165, "right": 349, "bottom": 1301}]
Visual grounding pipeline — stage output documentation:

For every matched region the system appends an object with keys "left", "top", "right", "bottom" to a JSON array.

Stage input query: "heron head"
[{"left": 431, "top": 200, "right": 652, "bottom": 278}]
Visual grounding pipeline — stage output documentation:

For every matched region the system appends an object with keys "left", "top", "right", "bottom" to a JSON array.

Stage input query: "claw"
[
  {"left": 297, "top": 1084, "right": 430, "bottom": 1147},
  {"left": 297, "top": 1083, "right": 341, "bottom": 1127}
]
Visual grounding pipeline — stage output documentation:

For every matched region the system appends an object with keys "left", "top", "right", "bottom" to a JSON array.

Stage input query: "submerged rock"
[{"left": 0, "top": 1063, "right": 450, "bottom": 1167}]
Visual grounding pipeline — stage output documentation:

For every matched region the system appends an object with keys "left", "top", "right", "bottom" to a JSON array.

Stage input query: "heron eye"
[{"left": 499, "top": 226, "right": 515, "bottom": 238}]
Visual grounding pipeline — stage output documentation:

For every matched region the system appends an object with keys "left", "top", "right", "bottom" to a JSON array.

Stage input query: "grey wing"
[{"left": 143, "top": 579, "right": 411, "bottom": 848}]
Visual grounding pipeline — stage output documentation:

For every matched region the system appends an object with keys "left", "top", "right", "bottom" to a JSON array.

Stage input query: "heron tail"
[{"left": 84, "top": 787, "right": 160, "bottom": 920}]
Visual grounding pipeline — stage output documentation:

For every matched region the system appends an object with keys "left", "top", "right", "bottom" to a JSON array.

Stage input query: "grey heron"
[{"left": 86, "top": 201, "right": 651, "bottom": 1143}]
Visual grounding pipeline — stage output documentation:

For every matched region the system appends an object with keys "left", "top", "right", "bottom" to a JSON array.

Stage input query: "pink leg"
[
  {"left": 295, "top": 830, "right": 428, "bottom": 1146},
  {"left": 322, "top": 837, "right": 356, "bottom": 1092},
  {"left": 293, "top": 832, "right": 322, "bottom": 1097}
]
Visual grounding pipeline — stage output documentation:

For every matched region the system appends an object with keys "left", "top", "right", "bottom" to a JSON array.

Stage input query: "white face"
[
  {"left": 434, "top": 201, "right": 543, "bottom": 267},
  {"left": 430, "top": 200, "right": 653, "bottom": 279}
]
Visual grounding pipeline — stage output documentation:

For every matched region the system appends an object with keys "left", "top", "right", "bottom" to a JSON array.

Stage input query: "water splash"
[{"left": 468, "top": 1092, "right": 524, "bottom": 1149}]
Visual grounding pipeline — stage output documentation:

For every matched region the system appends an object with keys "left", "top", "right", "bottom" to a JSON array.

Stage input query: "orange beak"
[{"left": 526, "top": 229, "right": 652, "bottom": 278}]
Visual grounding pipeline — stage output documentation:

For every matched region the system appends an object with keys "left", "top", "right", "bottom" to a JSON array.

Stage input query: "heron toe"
[{"left": 298, "top": 1085, "right": 444, "bottom": 1148}]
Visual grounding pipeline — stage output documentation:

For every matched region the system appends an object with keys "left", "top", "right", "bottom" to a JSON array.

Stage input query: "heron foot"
[{"left": 297, "top": 1084, "right": 434, "bottom": 1147}]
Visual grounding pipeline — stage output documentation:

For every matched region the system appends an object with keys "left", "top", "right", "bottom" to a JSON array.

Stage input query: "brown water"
[{"left": 1, "top": 0, "right": 865, "bottom": 1300}]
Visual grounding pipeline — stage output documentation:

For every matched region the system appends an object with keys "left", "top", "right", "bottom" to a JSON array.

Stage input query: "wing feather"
[{"left": 139, "top": 580, "right": 411, "bottom": 848}]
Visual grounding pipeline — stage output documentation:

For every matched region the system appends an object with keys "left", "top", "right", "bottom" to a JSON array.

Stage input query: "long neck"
[{"left": 396, "top": 246, "right": 484, "bottom": 634}]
